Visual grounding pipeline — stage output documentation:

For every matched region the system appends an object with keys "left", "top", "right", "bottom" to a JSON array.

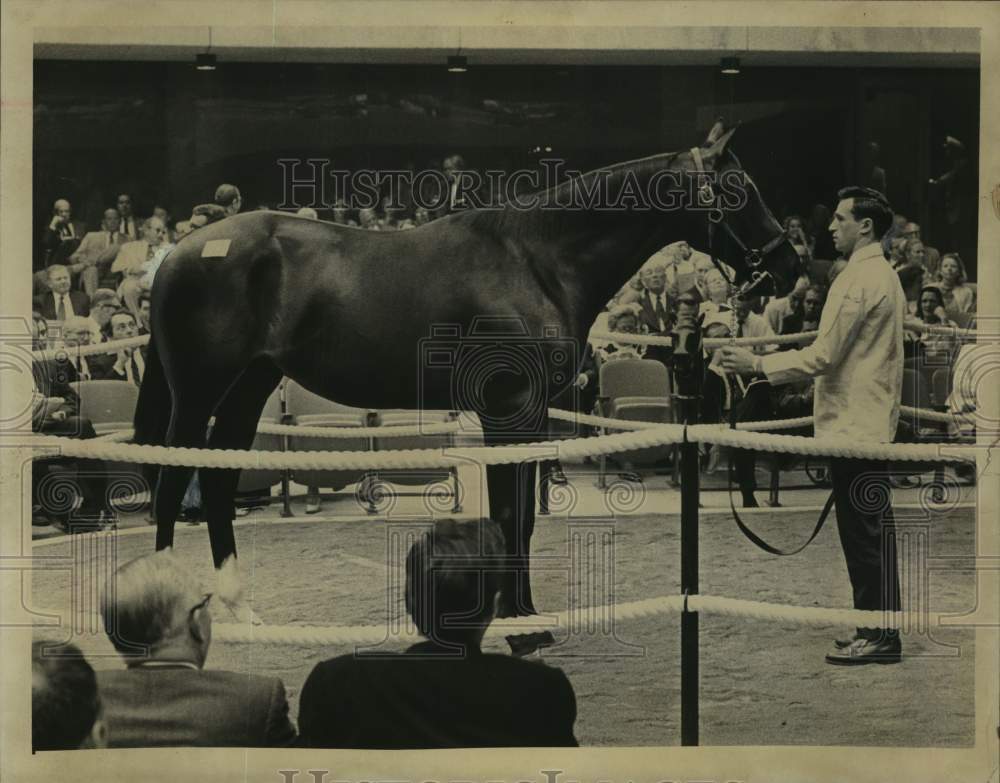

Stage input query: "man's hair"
[
  {"left": 32, "top": 641, "right": 101, "bottom": 751},
  {"left": 191, "top": 203, "right": 228, "bottom": 224},
  {"left": 46, "top": 264, "right": 68, "bottom": 278},
  {"left": 109, "top": 308, "right": 136, "bottom": 325},
  {"left": 100, "top": 550, "right": 202, "bottom": 655},
  {"left": 405, "top": 519, "right": 505, "bottom": 643},
  {"left": 214, "top": 183, "right": 241, "bottom": 208},
  {"left": 837, "top": 186, "right": 894, "bottom": 240}
]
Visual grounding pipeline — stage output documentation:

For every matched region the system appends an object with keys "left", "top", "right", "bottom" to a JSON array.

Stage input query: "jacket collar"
[{"left": 848, "top": 241, "right": 886, "bottom": 265}]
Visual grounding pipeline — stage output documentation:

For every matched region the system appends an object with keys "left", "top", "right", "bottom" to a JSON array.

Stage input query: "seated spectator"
[
  {"left": 297, "top": 518, "right": 578, "bottom": 748},
  {"left": 59, "top": 316, "right": 113, "bottom": 381},
  {"left": 39, "top": 198, "right": 85, "bottom": 269},
  {"left": 905, "top": 286, "right": 960, "bottom": 368},
  {"left": 635, "top": 263, "right": 674, "bottom": 369},
  {"left": 733, "top": 296, "right": 777, "bottom": 353},
  {"left": 896, "top": 238, "right": 930, "bottom": 312},
  {"left": 296, "top": 206, "right": 319, "bottom": 219},
  {"left": 34, "top": 264, "right": 90, "bottom": 322},
  {"left": 137, "top": 291, "right": 151, "bottom": 335},
  {"left": 113, "top": 217, "right": 171, "bottom": 316},
  {"left": 778, "top": 284, "right": 826, "bottom": 346},
  {"left": 901, "top": 221, "right": 941, "bottom": 279},
  {"left": 784, "top": 215, "right": 812, "bottom": 265},
  {"left": 32, "top": 640, "right": 108, "bottom": 751},
  {"left": 152, "top": 205, "right": 173, "bottom": 241},
  {"left": 31, "top": 313, "right": 112, "bottom": 528},
  {"left": 106, "top": 309, "right": 146, "bottom": 387},
  {"left": 931, "top": 253, "right": 976, "bottom": 318},
  {"left": 214, "top": 183, "right": 242, "bottom": 216},
  {"left": 86, "top": 289, "right": 120, "bottom": 343},
  {"left": 762, "top": 274, "right": 809, "bottom": 335},
  {"left": 67, "top": 209, "right": 126, "bottom": 296},
  {"left": 96, "top": 550, "right": 297, "bottom": 748},
  {"left": 116, "top": 193, "right": 140, "bottom": 240},
  {"left": 359, "top": 206, "right": 381, "bottom": 230},
  {"left": 412, "top": 205, "right": 431, "bottom": 226},
  {"left": 595, "top": 304, "right": 647, "bottom": 363},
  {"left": 699, "top": 268, "right": 732, "bottom": 318}
]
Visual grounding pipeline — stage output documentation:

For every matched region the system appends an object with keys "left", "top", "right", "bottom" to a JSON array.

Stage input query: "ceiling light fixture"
[
  {"left": 447, "top": 54, "right": 468, "bottom": 73},
  {"left": 196, "top": 27, "right": 216, "bottom": 71},
  {"left": 720, "top": 56, "right": 740, "bottom": 75}
]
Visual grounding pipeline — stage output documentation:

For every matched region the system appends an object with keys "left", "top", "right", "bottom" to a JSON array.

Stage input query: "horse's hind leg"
[{"left": 200, "top": 360, "right": 283, "bottom": 611}]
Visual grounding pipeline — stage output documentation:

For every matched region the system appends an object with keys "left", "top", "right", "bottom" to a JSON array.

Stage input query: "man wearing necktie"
[
  {"left": 61, "top": 317, "right": 112, "bottom": 381},
  {"left": 108, "top": 310, "right": 145, "bottom": 387},
  {"left": 117, "top": 193, "right": 138, "bottom": 240},
  {"left": 33, "top": 265, "right": 91, "bottom": 323},
  {"left": 39, "top": 198, "right": 85, "bottom": 269},
  {"left": 636, "top": 264, "right": 674, "bottom": 375},
  {"left": 66, "top": 208, "right": 124, "bottom": 295}
]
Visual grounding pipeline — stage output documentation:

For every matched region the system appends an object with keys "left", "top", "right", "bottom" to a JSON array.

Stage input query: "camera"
[{"left": 418, "top": 316, "right": 580, "bottom": 440}]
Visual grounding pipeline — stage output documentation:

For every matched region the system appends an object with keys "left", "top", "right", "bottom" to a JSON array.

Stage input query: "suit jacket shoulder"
[{"left": 97, "top": 667, "right": 296, "bottom": 748}]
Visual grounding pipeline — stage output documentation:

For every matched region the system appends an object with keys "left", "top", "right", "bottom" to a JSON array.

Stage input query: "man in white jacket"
[{"left": 722, "top": 186, "right": 905, "bottom": 666}]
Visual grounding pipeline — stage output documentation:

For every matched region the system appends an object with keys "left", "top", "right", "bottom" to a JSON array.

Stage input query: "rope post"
[{"left": 671, "top": 324, "right": 703, "bottom": 747}]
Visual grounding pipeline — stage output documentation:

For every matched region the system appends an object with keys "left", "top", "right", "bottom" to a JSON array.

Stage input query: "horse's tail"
[{"left": 133, "top": 334, "right": 171, "bottom": 496}]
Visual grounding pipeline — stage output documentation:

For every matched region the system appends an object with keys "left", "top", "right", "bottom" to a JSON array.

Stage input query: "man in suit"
[
  {"left": 97, "top": 550, "right": 297, "bottom": 748},
  {"left": 106, "top": 309, "right": 146, "bottom": 387},
  {"left": 112, "top": 216, "right": 171, "bottom": 316},
  {"left": 723, "top": 186, "right": 904, "bottom": 665},
  {"left": 59, "top": 316, "right": 113, "bottom": 382},
  {"left": 85, "top": 289, "right": 120, "bottom": 343},
  {"left": 116, "top": 193, "right": 140, "bottom": 241},
  {"left": 34, "top": 264, "right": 91, "bottom": 321},
  {"left": 39, "top": 198, "right": 86, "bottom": 269},
  {"left": 31, "top": 313, "right": 112, "bottom": 528},
  {"left": 298, "top": 518, "right": 578, "bottom": 748},
  {"left": 32, "top": 640, "right": 108, "bottom": 751},
  {"left": 68, "top": 208, "right": 126, "bottom": 295},
  {"left": 635, "top": 264, "right": 674, "bottom": 373}
]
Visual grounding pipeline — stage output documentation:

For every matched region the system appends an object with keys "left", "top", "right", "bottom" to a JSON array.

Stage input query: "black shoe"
[
  {"left": 834, "top": 633, "right": 859, "bottom": 649},
  {"left": 825, "top": 635, "right": 901, "bottom": 665}
]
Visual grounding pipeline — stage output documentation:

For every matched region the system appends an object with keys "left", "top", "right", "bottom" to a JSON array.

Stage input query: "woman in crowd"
[
  {"left": 905, "top": 285, "right": 960, "bottom": 368},
  {"left": 931, "top": 252, "right": 976, "bottom": 319},
  {"left": 594, "top": 304, "right": 647, "bottom": 364},
  {"left": 896, "top": 237, "right": 930, "bottom": 313}
]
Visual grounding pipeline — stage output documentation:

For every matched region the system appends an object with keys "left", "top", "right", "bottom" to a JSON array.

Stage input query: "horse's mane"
[{"left": 465, "top": 149, "right": 686, "bottom": 243}]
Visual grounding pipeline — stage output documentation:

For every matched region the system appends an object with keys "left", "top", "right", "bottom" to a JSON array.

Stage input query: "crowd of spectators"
[{"left": 33, "top": 518, "right": 578, "bottom": 751}]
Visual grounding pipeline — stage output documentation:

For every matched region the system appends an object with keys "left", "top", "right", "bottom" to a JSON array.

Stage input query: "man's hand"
[
  {"left": 720, "top": 345, "right": 759, "bottom": 375},
  {"left": 575, "top": 373, "right": 589, "bottom": 390}
]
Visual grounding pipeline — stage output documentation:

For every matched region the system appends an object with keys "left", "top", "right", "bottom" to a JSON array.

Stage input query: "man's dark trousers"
[{"left": 829, "top": 458, "right": 901, "bottom": 640}]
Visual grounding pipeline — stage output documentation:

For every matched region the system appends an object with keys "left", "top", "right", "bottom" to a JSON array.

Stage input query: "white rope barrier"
[
  {"left": 33, "top": 334, "right": 151, "bottom": 361},
  {"left": 255, "top": 419, "right": 462, "bottom": 438},
  {"left": 34, "top": 593, "right": 953, "bottom": 647}
]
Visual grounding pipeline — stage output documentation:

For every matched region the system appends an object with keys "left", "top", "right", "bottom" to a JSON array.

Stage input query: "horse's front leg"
[{"left": 485, "top": 459, "right": 538, "bottom": 617}]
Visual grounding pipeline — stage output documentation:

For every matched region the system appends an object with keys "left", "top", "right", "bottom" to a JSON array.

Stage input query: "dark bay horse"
[{"left": 134, "top": 122, "right": 801, "bottom": 619}]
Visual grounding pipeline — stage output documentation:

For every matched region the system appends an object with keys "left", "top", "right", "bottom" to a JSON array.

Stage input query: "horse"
[{"left": 133, "top": 121, "right": 802, "bottom": 620}]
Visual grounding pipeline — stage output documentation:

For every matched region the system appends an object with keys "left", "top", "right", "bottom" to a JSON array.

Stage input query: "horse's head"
[{"left": 685, "top": 120, "right": 803, "bottom": 298}]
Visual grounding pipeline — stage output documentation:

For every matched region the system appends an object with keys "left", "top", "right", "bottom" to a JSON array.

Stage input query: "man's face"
[
  {"left": 803, "top": 292, "right": 823, "bottom": 321},
  {"left": 734, "top": 298, "right": 753, "bottom": 323},
  {"left": 695, "top": 258, "right": 714, "bottom": 283},
  {"left": 829, "top": 198, "right": 864, "bottom": 254},
  {"left": 110, "top": 314, "right": 137, "bottom": 340},
  {"left": 676, "top": 297, "right": 699, "bottom": 321},
  {"left": 907, "top": 242, "right": 926, "bottom": 266},
  {"left": 706, "top": 272, "right": 729, "bottom": 302},
  {"left": 54, "top": 200, "right": 71, "bottom": 221},
  {"left": 903, "top": 223, "right": 921, "bottom": 241},
  {"left": 616, "top": 314, "right": 638, "bottom": 334},
  {"left": 138, "top": 299, "right": 151, "bottom": 329},
  {"left": 787, "top": 218, "right": 802, "bottom": 234},
  {"left": 117, "top": 195, "right": 133, "bottom": 217},
  {"left": 676, "top": 242, "right": 692, "bottom": 261},
  {"left": 144, "top": 218, "right": 167, "bottom": 245},
  {"left": 93, "top": 299, "right": 118, "bottom": 326},
  {"left": 47, "top": 267, "right": 71, "bottom": 294},
  {"left": 642, "top": 270, "right": 666, "bottom": 294},
  {"left": 62, "top": 326, "right": 90, "bottom": 347},
  {"left": 102, "top": 209, "right": 121, "bottom": 232}
]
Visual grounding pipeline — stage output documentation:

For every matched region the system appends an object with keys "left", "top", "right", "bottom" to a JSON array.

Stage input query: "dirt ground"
[{"left": 31, "top": 505, "right": 976, "bottom": 747}]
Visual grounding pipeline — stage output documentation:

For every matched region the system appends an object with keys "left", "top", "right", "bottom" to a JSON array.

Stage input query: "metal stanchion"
[{"left": 672, "top": 324, "right": 703, "bottom": 747}]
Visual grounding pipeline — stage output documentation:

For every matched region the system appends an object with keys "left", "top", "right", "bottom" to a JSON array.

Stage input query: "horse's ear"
[
  {"left": 703, "top": 125, "right": 738, "bottom": 161},
  {"left": 705, "top": 118, "right": 727, "bottom": 146}
]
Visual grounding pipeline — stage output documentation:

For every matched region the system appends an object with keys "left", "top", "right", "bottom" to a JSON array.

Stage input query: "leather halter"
[{"left": 689, "top": 146, "right": 788, "bottom": 297}]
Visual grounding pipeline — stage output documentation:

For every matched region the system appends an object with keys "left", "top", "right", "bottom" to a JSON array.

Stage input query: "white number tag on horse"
[{"left": 202, "top": 239, "right": 232, "bottom": 258}]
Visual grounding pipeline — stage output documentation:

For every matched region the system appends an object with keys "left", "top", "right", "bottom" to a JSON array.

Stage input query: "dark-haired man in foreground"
[
  {"left": 298, "top": 518, "right": 578, "bottom": 747},
  {"left": 32, "top": 640, "right": 108, "bottom": 751},
  {"left": 722, "top": 186, "right": 905, "bottom": 665}
]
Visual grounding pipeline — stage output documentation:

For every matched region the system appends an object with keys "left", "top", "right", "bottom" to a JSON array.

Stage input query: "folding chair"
[
  {"left": 70, "top": 380, "right": 139, "bottom": 435},
  {"left": 594, "top": 359, "right": 673, "bottom": 488},
  {"left": 283, "top": 380, "right": 377, "bottom": 514}
]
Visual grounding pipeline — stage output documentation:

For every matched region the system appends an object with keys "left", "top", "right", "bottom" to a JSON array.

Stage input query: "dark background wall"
[{"left": 33, "top": 60, "right": 979, "bottom": 274}]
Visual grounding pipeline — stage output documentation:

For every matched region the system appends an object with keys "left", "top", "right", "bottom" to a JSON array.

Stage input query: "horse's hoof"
[{"left": 506, "top": 631, "right": 556, "bottom": 657}]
